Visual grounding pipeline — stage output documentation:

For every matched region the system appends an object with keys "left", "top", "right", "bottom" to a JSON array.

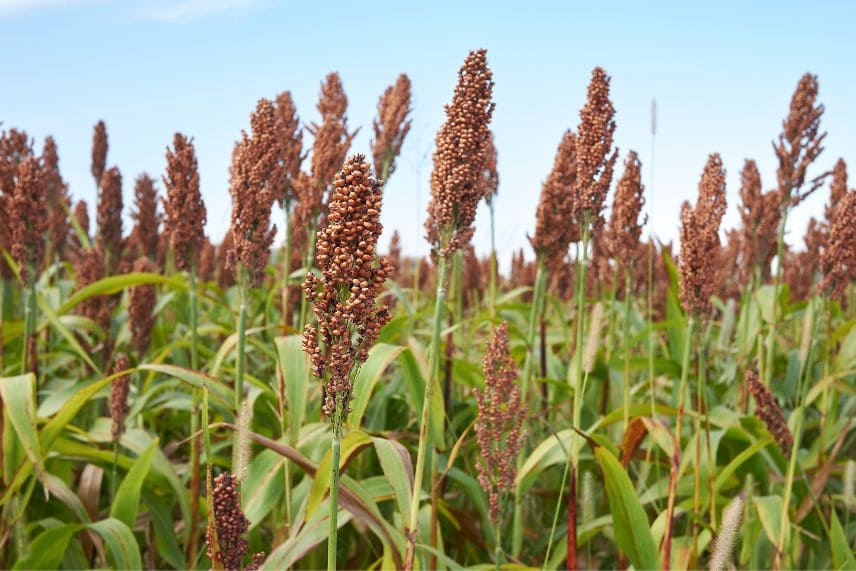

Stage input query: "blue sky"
[{"left": 2, "top": 0, "right": 853, "bottom": 267}]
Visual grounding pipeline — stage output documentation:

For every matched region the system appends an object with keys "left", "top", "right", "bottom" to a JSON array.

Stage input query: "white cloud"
[
  {"left": 0, "top": 0, "right": 104, "bottom": 16},
  {"left": 136, "top": 0, "right": 266, "bottom": 21}
]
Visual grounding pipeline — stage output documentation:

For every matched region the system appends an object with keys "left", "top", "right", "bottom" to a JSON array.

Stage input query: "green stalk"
[
  {"left": 404, "top": 253, "right": 450, "bottom": 570},
  {"left": 328, "top": 405, "right": 343, "bottom": 571},
  {"left": 488, "top": 199, "right": 498, "bottom": 317},
  {"left": 281, "top": 206, "right": 292, "bottom": 327},
  {"left": 22, "top": 276, "right": 36, "bottom": 375},
  {"left": 188, "top": 266, "right": 201, "bottom": 568},
  {"left": 510, "top": 256, "right": 547, "bottom": 556},
  {"left": 765, "top": 206, "right": 789, "bottom": 386},
  {"left": 623, "top": 269, "right": 632, "bottom": 430},
  {"left": 235, "top": 269, "right": 249, "bottom": 413},
  {"left": 493, "top": 522, "right": 502, "bottom": 571},
  {"left": 571, "top": 221, "right": 591, "bottom": 470},
  {"left": 774, "top": 296, "right": 821, "bottom": 569},
  {"left": 662, "top": 314, "right": 694, "bottom": 568}
]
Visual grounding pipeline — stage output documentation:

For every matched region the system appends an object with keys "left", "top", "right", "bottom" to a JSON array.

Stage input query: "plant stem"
[
  {"left": 328, "top": 415, "right": 343, "bottom": 571},
  {"left": 488, "top": 200, "right": 497, "bottom": 317},
  {"left": 662, "top": 314, "right": 694, "bottom": 568},
  {"left": 235, "top": 270, "right": 249, "bottom": 412},
  {"left": 623, "top": 269, "right": 632, "bottom": 430},
  {"left": 511, "top": 256, "right": 547, "bottom": 556},
  {"left": 281, "top": 206, "right": 292, "bottom": 327},
  {"left": 22, "top": 277, "right": 37, "bottom": 375},
  {"left": 766, "top": 206, "right": 789, "bottom": 386},
  {"left": 493, "top": 520, "right": 502, "bottom": 571},
  {"left": 299, "top": 222, "right": 317, "bottom": 330},
  {"left": 187, "top": 266, "right": 201, "bottom": 569},
  {"left": 571, "top": 221, "right": 590, "bottom": 471},
  {"left": 404, "top": 253, "right": 450, "bottom": 571}
]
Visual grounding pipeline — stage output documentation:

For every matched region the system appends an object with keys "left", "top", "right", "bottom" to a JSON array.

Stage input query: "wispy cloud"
[
  {"left": 0, "top": 0, "right": 267, "bottom": 20},
  {"left": 136, "top": 0, "right": 267, "bottom": 22}
]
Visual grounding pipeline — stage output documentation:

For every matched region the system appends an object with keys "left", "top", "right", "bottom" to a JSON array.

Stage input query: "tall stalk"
[
  {"left": 511, "top": 256, "right": 547, "bottom": 556},
  {"left": 281, "top": 207, "right": 292, "bottom": 328},
  {"left": 662, "top": 314, "right": 695, "bottom": 567},
  {"left": 22, "top": 278, "right": 37, "bottom": 375},
  {"left": 571, "top": 221, "right": 591, "bottom": 470},
  {"left": 765, "top": 206, "right": 789, "bottom": 385},
  {"left": 488, "top": 200, "right": 498, "bottom": 316},
  {"left": 623, "top": 269, "right": 632, "bottom": 429},
  {"left": 328, "top": 396, "right": 344, "bottom": 571},
  {"left": 405, "top": 253, "right": 449, "bottom": 570},
  {"left": 235, "top": 269, "right": 249, "bottom": 413},
  {"left": 187, "top": 265, "right": 201, "bottom": 568}
]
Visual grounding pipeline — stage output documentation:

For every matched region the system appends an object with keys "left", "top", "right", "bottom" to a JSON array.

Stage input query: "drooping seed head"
[
  {"left": 372, "top": 73, "right": 413, "bottom": 181},
  {"left": 163, "top": 133, "right": 206, "bottom": 271},
  {"left": 110, "top": 353, "right": 131, "bottom": 443},
  {"left": 424, "top": 49, "right": 495, "bottom": 258},
  {"left": 474, "top": 322, "right": 527, "bottom": 525},
  {"left": 678, "top": 153, "right": 727, "bottom": 316},
  {"left": 746, "top": 368, "right": 793, "bottom": 455}
]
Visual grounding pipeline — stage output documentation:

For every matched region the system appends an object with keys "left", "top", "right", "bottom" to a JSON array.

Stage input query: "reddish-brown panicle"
[
  {"left": 10, "top": 157, "right": 48, "bottom": 282},
  {"left": 738, "top": 159, "right": 780, "bottom": 283},
  {"left": 217, "top": 230, "right": 236, "bottom": 290},
  {"left": 746, "top": 368, "right": 793, "bottom": 455},
  {"left": 110, "top": 353, "right": 131, "bottom": 443},
  {"left": 206, "top": 472, "right": 263, "bottom": 571},
  {"left": 307, "top": 73, "right": 357, "bottom": 207},
  {"left": 129, "top": 174, "right": 160, "bottom": 261},
  {"left": 42, "top": 136, "right": 72, "bottom": 263},
  {"left": 679, "top": 154, "right": 727, "bottom": 316},
  {"left": 774, "top": 73, "right": 826, "bottom": 207},
  {"left": 387, "top": 230, "right": 402, "bottom": 282},
  {"left": 825, "top": 158, "right": 848, "bottom": 226},
  {"left": 372, "top": 73, "right": 413, "bottom": 180},
  {"left": 91, "top": 120, "right": 108, "bottom": 188},
  {"left": 72, "top": 200, "right": 90, "bottom": 249},
  {"left": 74, "top": 247, "right": 113, "bottom": 334},
  {"left": 482, "top": 130, "right": 499, "bottom": 204},
  {"left": 273, "top": 90, "right": 304, "bottom": 208},
  {"left": 1, "top": 128, "right": 34, "bottom": 279},
  {"left": 818, "top": 189, "right": 855, "bottom": 302},
  {"left": 97, "top": 166, "right": 124, "bottom": 273},
  {"left": 572, "top": 67, "right": 618, "bottom": 228},
  {"left": 531, "top": 130, "right": 578, "bottom": 268},
  {"left": 163, "top": 133, "right": 206, "bottom": 271},
  {"left": 302, "top": 155, "right": 392, "bottom": 421},
  {"left": 425, "top": 49, "right": 495, "bottom": 257},
  {"left": 129, "top": 257, "right": 157, "bottom": 358},
  {"left": 226, "top": 100, "right": 279, "bottom": 286},
  {"left": 474, "top": 322, "right": 526, "bottom": 525},
  {"left": 606, "top": 150, "right": 646, "bottom": 265},
  {"left": 198, "top": 237, "right": 216, "bottom": 282}
]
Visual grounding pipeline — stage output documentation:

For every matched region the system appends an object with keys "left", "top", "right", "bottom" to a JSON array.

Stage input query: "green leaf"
[
  {"left": 274, "top": 335, "right": 309, "bottom": 444},
  {"left": 110, "top": 438, "right": 158, "bottom": 528},
  {"left": 398, "top": 345, "right": 444, "bottom": 447},
  {"left": 87, "top": 518, "right": 143, "bottom": 570},
  {"left": 349, "top": 343, "right": 405, "bottom": 431},
  {"left": 36, "top": 292, "right": 101, "bottom": 372},
  {"left": 829, "top": 508, "right": 856, "bottom": 570},
  {"left": 372, "top": 436, "right": 413, "bottom": 521},
  {"left": 0, "top": 373, "right": 47, "bottom": 488},
  {"left": 593, "top": 444, "right": 660, "bottom": 571},
  {"left": 138, "top": 363, "right": 231, "bottom": 409},
  {"left": 306, "top": 430, "right": 372, "bottom": 519},
  {"left": 752, "top": 495, "right": 788, "bottom": 552},
  {"left": 13, "top": 523, "right": 80, "bottom": 570},
  {"left": 242, "top": 448, "right": 285, "bottom": 529},
  {"left": 59, "top": 272, "right": 182, "bottom": 315}
]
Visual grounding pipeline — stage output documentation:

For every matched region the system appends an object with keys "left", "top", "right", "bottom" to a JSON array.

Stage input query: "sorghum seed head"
[
  {"left": 206, "top": 472, "right": 262, "bottom": 571},
  {"left": 129, "top": 257, "right": 157, "bottom": 358},
  {"left": 110, "top": 353, "right": 131, "bottom": 443},
  {"left": 163, "top": 133, "right": 206, "bottom": 271},
  {"left": 10, "top": 156, "right": 48, "bottom": 282},
  {"left": 227, "top": 99, "right": 279, "bottom": 286},
  {"left": 818, "top": 189, "right": 856, "bottom": 302},
  {"left": 738, "top": 159, "right": 779, "bottom": 283},
  {"left": 425, "top": 49, "right": 495, "bottom": 257},
  {"left": 531, "top": 131, "right": 578, "bottom": 269},
  {"left": 679, "top": 153, "right": 727, "bottom": 316},
  {"left": 129, "top": 173, "right": 160, "bottom": 261},
  {"left": 91, "top": 120, "right": 108, "bottom": 187},
  {"left": 96, "top": 166, "right": 124, "bottom": 273},
  {"left": 746, "top": 368, "right": 793, "bottom": 455},
  {"left": 372, "top": 73, "right": 412, "bottom": 180},
  {"left": 606, "top": 150, "right": 646, "bottom": 265},
  {"left": 273, "top": 90, "right": 304, "bottom": 208},
  {"left": 42, "top": 136, "right": 72, "bottom": 263}
]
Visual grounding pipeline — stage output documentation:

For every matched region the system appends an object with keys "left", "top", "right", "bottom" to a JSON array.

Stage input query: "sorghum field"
[{"left": 0, "top": 49, "right": 854, "bottom": 571}]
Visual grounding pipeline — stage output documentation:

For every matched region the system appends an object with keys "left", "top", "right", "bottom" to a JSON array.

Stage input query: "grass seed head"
[
  {"left": 425, "top": 49, "right": 495, "bottom": 257},
  {"left": 91, "top": 120, "right": 108, "bottom": 187},
  {"left": 207, "top": 472, "right": 263, "bottom": 571},
  {"left": 818, "top": 189, "right": 856, "bottom": 302},
  {"left": 110, "top": 353, "right": 131, "bottom": 443},
  {"left": 163, "top": 133, "right": 206, "bottom": 271},
  {"left": 129, "top": 257, "right": 157, "bottom": 358},
  {"left": 372, "top": 73, "right": 412, "bottom": 180},
  {"left": 96, "top": 166, "right": 124, "bottom": 273},
  {"left": 273, "top": 90, "right": 304, "bottom": 207},
  {"left": 129, "top": 173, "right": 160, "bottom": 261},
  {"left": 531, "top": 130, "right": 578, "bottom": 268},
  {"left": 10, "top": 156, "right": 47, "bottom": 282},
  {"left": 42, "top": 136, "right": 71, "bottom": 263},
  {"left": 738, "top": 159, "right": 779, "bottom": 283},
  {"left": 747, "top": 368, "right": 793, "bottom": 455},
  {"left": 606, "top": 149, "right": 646, "bottom": 266}
]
